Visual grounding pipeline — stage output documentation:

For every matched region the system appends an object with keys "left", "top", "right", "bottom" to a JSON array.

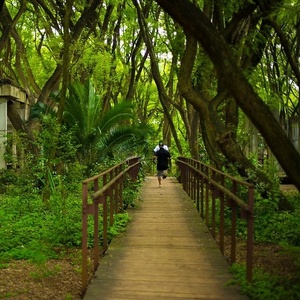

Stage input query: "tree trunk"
[
  {"left": 133, "top": 0, "right": 183, "bottom": 154},
  {"left": 7, "top": 100, "right": 38, "bottom": 156},
  {"left": 155, "top": 0, "right": 300, "bottom": 191}
]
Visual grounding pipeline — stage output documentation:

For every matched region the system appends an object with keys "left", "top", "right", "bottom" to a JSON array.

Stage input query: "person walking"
[{"left": 153, "top": 142, "right": 171, "bottom": 187}]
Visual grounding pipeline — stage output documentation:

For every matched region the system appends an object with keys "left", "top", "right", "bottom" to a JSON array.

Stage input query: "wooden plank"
[{"left": 83, "top": 177, "right": 248, "bottom": 300}]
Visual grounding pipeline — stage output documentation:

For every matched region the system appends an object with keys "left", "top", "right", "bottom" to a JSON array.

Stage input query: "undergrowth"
[
  {"left": 230, "top": 263, "right": 300, "bottom": 300},
  {"left": 0, "top": 177, "right": 141, "bottom": 265},
  {"left": 228, "top": 190, "right": 300, "bottom": 299}
]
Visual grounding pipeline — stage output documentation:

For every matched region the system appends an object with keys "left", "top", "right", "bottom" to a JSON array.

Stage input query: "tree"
[
  {"left": 133, "top": 0, "right": 183, "bottom": 154},
  {"left": 63, "top": 80, "right": 152, "bottom": 170},
  {"left": 154, "top": 0, "right": 300, "bottom": 191}
]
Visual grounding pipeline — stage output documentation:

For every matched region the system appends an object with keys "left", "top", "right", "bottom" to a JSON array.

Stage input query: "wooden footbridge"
[{"left": 81, "top": 157, "right": 253, "bottom": 299}]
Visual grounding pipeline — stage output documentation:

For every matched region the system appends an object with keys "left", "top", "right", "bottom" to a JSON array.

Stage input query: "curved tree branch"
[
  {"left": 155, "top": 0, "right": 300, "bottom": 191},
  {"left": 133, "top": 0, "right": 183, "bottom": 154}
]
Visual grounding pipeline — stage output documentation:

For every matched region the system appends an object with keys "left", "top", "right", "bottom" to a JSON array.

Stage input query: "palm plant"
[
  {"left": 29, "top": 102, "right": 57, "bottom": 120},
  {"left": 63, "top": 80, "right": 152, "bottom": 170}
]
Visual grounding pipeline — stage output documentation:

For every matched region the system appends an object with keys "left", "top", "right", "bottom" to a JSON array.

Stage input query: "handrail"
[
  {"left": 176, "top": 157, "right": 254, "bottom": 282},
  {"left": 92, "top": 162, "right": 140, "bottom": 200},
  {"left": 81, "top": 156, "right": 141, "bottom": 294}
]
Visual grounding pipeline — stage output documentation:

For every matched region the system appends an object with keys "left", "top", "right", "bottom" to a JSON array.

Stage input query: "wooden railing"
[
  {"left": 176, "top": 157, "right": 254, "bottom": 282},
  {"left": 81, "top": 156, "right": 141, "bottom": 294}
]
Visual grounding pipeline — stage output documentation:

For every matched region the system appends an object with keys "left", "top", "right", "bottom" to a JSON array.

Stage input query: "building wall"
[{"left": 0, "top": 84, "right": 28, "bottom": 169}]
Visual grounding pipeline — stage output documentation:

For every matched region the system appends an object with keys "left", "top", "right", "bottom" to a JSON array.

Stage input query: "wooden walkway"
[{"left": 83, "top": 176, "right": 248, "bottom": 299}]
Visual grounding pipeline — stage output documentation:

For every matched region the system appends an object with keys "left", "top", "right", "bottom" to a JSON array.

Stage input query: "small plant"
[
  {"left": 229, "top": 263, "right": 300, "bottom": 299},
  {"left": 0, "top": 262, "right": 8, "bottom": 269},
  {"left": 107, "top": 212, "right": 131, "bottom": 242},
  {"left": 30, "top": 264, "right": 62, "bottom": 280}
]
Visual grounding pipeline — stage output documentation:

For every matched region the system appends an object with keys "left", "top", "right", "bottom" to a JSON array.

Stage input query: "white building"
[{"left": 0, "top": 82, "right": 29, "bottom": 169}]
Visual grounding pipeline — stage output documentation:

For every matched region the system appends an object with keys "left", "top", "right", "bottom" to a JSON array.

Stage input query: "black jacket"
[{"left": 154, "top": 147, "right": 171, "bottom": 171}]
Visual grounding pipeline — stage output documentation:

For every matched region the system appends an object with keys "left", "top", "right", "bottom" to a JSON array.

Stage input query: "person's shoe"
[{"left": 162, "top": 174, "right": 167, "bottom": 179}]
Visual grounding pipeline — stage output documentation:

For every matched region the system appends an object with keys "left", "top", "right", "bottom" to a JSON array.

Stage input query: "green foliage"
[
  {"left": 0, "top": 193, "right": 81, "bottom": 262},
  {"left": 122, "top": 175, "right": 143, "bottom": 209},
  {"left": 30, "top": 263, "right": 62, "bottom": 280},
  {"left": 214, "top": 187, "right": 300, "bottom": 246},
  {"left": 212, "top": 188, "right": 300, "bottom": 298},
  {"left": 107, "top": 213, "right": 131, "bottom": 242},
  {"left": 75, "top": 40, "right": 112, "bottom": 86},
  {"left": 3, "top": 117, "right": 85, "bottom": 197},
  {"left": 0, "top": 180, "right": 136, "bottom": 264},
  {"left": 63, "top": 80, "right": 154, "bottom": 170},
  {"left": 229, "top": 263, "right": 300, "bottom": 300},
  {"left": 29, "top": 102, "right": 57, "bottom": 120},
  {"left": 0, "top": 131, "right": 141, "bottom": 262},
  {"left": 254, "top": 194, "right": 300, "bottom": 245}
]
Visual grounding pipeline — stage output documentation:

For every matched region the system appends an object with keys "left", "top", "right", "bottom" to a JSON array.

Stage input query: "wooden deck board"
[{"left": 83, "top": 177, "right": 248, "bottom": 300}]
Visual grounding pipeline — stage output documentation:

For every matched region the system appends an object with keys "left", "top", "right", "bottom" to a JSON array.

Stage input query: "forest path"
[{"left": 83, "top": 176, "right": 248, "bottom": 299}]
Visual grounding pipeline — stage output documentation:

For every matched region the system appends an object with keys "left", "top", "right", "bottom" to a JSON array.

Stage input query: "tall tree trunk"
[
  {"left": 133, "top": 0, "right": 183, "bottom": 154},
  {"left": 189, "top": 111, "right": 200, "bottom": 159},
  {"left": 0, "top": 0, "right": 4, "bottom": 14},
  {"left": 42, "top": 0, "right": 73, "bottom": 204},
  {"left": 155, "top": 0, "right": 300, "bottom": 191}
]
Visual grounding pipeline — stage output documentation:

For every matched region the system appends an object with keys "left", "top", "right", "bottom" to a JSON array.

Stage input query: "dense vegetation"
[
  {"left": 232, "top": 189, "right": 300, "bottom": 299},
  {"left": 1, "top": 0, "right": 300, "bottom": 299}
]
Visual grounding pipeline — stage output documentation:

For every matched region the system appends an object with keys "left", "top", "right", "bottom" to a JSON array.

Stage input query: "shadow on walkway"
[{"left": 83, "top": 176, "right": 248, "bottom": 299}]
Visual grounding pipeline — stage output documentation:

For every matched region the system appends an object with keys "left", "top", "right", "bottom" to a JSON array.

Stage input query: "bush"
[{"left": 230, "top": 264, "right": 300, "bottom": 300}]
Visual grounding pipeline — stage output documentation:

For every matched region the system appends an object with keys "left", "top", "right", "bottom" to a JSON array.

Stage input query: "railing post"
[
  {"left": 102, "top": 174, "right": 108, "bottom": 251},
  {"left": 102, "top": 195, "right": 108, "bottom": 251},
  {"left": 118, "top": 165, "right": 123, "bottom": 212},
  {"left": 211, "top": 170, "right": 216, "bottom": 239},
  {"left": 93, "top": 178, "right": 99, "bottom": 272},
  {"left": 219, "top": 174, "right": 225, "bottom": 254},
  {"left": 196, "top": 161, "right": 200, "bottom": 212},
  {"left": 247, "top": 186, "right": 254, "bottom": 282},
  {"left": 191, "top": 159, "right": 195, "bottom": 201},
  {"left": 81, "top": 182, "right": 88, "bottom": 294},
  {"left": 200, "top": 164, "right": 204, "bottom": 218},
  {"left": 117, "top": 165, "right": 122, "bottom": 211},
  {"left": 230, "top": 181, "right": 237, "bottom": 264},
  {"left": 205, "top": 166, "right": 210, "bottom": 227},
  {"left": 127, "top": 156, "right": 140, "bottom": 180},
  {"left": 187, "top": 159, "right": 191, "bottom": 196},
  {"left": 109, "top": 170, "right": 114, "bottom": 225},
  {"left": 182, "top": 161, "right": 187, "bottom": 192}
]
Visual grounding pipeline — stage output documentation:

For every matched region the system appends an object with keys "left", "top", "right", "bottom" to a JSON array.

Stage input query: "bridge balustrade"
[
  {"left": 81, "top": 156, "right": 141, "bottom": 293},
  {"left": 176, "top": 157, "right": 254, "bottom": 282}
]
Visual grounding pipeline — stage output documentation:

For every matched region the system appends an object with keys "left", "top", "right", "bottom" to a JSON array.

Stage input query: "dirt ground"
[
  {"left": 0, "top": 250, "right": 87, "bottom": 300},
  {"left": 223, "top": 238, "right": 300, "bottom": 281}
]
